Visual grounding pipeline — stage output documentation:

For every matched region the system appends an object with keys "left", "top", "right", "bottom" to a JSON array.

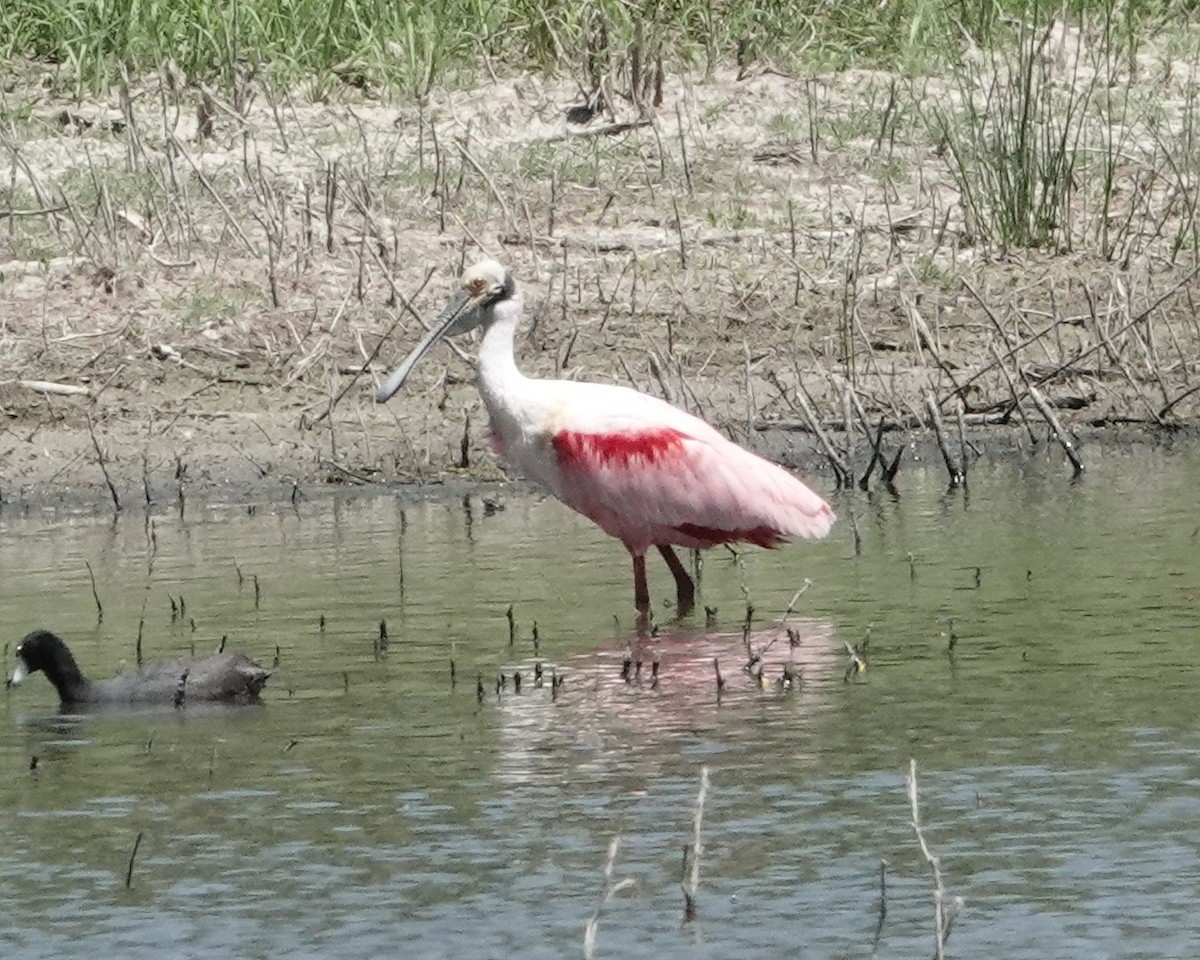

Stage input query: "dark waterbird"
[{"left": 8, "top": 629, "right": 270, "bottom": 706}]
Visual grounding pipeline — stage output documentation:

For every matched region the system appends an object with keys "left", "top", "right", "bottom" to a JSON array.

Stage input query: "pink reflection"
[{"left": 493, "top": 618, "right": 844, "bottom": 784}]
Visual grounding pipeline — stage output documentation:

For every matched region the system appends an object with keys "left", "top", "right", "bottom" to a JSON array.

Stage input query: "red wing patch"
[
  {"left": 553, "top": 428, "right": 688, "bottom": 468},
  {"left": 672, "top": 523, "right": 784, "bottom": 549}
]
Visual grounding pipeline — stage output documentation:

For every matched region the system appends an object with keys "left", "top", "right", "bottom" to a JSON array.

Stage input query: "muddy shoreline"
[
  {"left": 4, "top": 61, "right": 1200, "bottom": 512},
  {"left": 2, "top": 406, "right": 1193, "bottom": 517}
]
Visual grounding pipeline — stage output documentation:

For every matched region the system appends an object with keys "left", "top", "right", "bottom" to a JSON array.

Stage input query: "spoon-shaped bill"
[{"left": 375, "top": 289, "right": 475, "bottom": 403}]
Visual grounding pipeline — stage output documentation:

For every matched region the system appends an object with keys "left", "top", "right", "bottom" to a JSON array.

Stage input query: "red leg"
[
  {"left": 656, "top": 544, "right": 695, "bottom": 616},
  {"left": 633, "top": 553, "right": 650, "bottom": 613}
]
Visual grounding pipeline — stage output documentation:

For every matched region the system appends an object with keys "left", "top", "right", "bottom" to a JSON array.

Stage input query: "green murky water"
[{"left": 2, "top": 447, "right": 1199, "bottom": 959}]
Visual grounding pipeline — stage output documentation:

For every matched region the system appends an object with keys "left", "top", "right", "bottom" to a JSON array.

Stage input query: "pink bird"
[{"left": 376, "top": 260, "right": 835, "bottom": 617}]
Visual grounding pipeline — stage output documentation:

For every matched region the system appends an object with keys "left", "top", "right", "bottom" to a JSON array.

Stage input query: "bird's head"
[
  {"left": 460, "top": 259, "right": 511, "bottom": 307},
  {"left": 9, "top": 629, "right": 65, "bottom": 686},
  {"left": 376, "top": 260, "right": 517, "bottom": 403}
]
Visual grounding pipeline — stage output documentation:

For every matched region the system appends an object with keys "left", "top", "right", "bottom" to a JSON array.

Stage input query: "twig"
[
  {"left": 924, "top": 392, "right": 963, "bottom": 487},
  {"left": 543, "top": 119, "right": 652, "bottom": 143},
  {"left": 19, "top": 379, "right": 89, "bottom": 396},
  {"left": 768, "top": 371, "right": 849, "bottom": 486},
  {"left": 0, "top": 205, "right": 67, "bottom": 219},
  {"left": 882, "top": 446, "right": 903, "bottom": 485},
  {"left": 1009, "top": 265, "right": 1200, "bottom": 393},
  {"left": 676, "top": 103, "right": 694, "bottom": 196},
  {"left": 86, "top": 414, "right": 122, "bottom": 513},
  {"left": 955, "top": 399, "right": 969, "bottom": 480},
  {"left": 987, "top": 343, "right": 1036, "bottom": 444},
  {"left": 843, "top": 638, "right": 867, "bottom": 680},
  {"left": 124, "top": 831, "right": 144, "bottom": 889},
  {"left": 1091, "top": 288, "right": 1168, "bottom": 426},
  {"left": 681, "top": 765, "right": 710, "bottom": 921},
  {"left": 456, "top": 142, "right": 515, "bottom": 231},
  {"left": 582, "top": 836, "right": 636, "bottom": 960},
  {"left": 904, "top": 291, "right": 963, "bottom": 396},
  {"left": 907, "top": 759, "right": 963, "bottom": 960},
  {"left": 1026, "top": 384, "right": 1084, "bottom": 476},
  {"left": 167, "top": 133, "right": 258, "bottom": 255},
  {"left": 871, "top": 859, "right": 889, "bottom": 958},
  {"left": 84, "top": 561, "right": 103, "bottom": 623},
  {"left": 779, "top": 579, "right": 813, "bottom": 633},
  {"left": 1160, "top": 381, "right": 1200, "bottom": 419},
  {"left": 859, "top": 417, "right": 887, "bottom": 490}
]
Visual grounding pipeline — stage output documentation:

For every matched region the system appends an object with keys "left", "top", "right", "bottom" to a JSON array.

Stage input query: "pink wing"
[{"left": 550, "top": 422, "right": 835, "bottom": 555}]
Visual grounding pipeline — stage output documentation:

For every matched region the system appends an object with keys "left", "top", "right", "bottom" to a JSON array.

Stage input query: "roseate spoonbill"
[
  {"left": 376, "top": 260, "right": 835, "bottom": 616},
  {"left": 9, "top": 629, "right": 270, "bottom": 706}
]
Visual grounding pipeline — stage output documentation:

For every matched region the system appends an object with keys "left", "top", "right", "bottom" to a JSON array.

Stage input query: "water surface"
[{"left": 2, "top": 447, "right": 1199, "bottom": 958}]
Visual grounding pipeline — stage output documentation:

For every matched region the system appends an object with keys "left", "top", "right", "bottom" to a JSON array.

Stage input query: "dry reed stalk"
[
  {"left": 768, "top": 369, "right": 850, "bottom": 486},
  {"left": 84, "top": 560, "right": 103, "bottom": 622},
  {"left": 924, "top": 392, "right": 963, "bottom": 487},
  {"left": 582, "top": 835, "right": 635, "bottom": 960},
  {"left": 907, "top": 759, "right": 963, "bottom": 960},
  {"left": 680, "top": 765, "right": 710, "bottom": 920},
  {"left": 456, "top": 142, "right": 514, "bottom": 231},
  {"left": 86, "top": 414, "right": 122, "bottom": 512},
  {"left": 124, "top": 831, "right": 144, "bottom": 889},
  {"left": 1026, "top": 384, "right": 1084, "bottom": 476},
  {"left": 987, "top": 343, "right": 1037, "bottom": 444}
]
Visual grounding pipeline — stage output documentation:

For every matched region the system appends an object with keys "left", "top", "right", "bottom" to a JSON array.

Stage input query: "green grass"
[
  {"left": 4, "top": 0, "right": 1189, "bottom": 96},
  {"left": 925, "top": 0, "right": 1200, "bottom": 257},
  {"left": 5, "top": 0, "right": 1200, "bottom": 264},
  {"left": 933, "top": 9, "right": 1097, "bottom": 252}
]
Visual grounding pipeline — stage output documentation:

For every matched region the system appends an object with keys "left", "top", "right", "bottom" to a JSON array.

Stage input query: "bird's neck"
[
  {"left": 476, "top": 295, "right": 528, "bottom": 417},
  {"left": 46, "top": 644, "right": 89, "bottom": 701}
]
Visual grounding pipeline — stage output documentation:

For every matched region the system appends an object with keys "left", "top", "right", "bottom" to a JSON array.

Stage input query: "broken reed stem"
[
  {"left": 843, "top": 385, "right": 855, "bottom": 464},
  {"left": 676, "top": 102, "right": 693, "bottom": 196},
  {"left": 1161, "top": 380, "right": 1200, "bottom": 419},
  {"left": 779, "top": 578, "right": 813, "bottom": 632},
  {"left": 907, "top": 759, "right": 962, "bottom": 960},
  {"left": 987, "top": 343, "right": 1037, "bottom": 445},
  {"left": 681, "top": 765, "right": 710, "bottom": 921},
  {"left": 957, "top": 264, "right": 1200, "bottom": 408},
  {"left": 582, "top": 835, "right": 636, "bottom": 960},
  {"left": 84, "top": 560, "right": 103, "bottom": 623},
  {"left": 458, "top": 407, "right": 471, "bottom": 468},
  {"left": 924, "top": 392, "right": 963, "bottom": 487},
  {"left": 872, "top": 858, "right": 889, "bottom": 956},
  {"left": 860, "top": 416, "right": 887, "bottom": 490},
  {"left": 1027, "top": 384, "right": 1085, "bottom": 476},
  {"left": 771, "top": 372, "right": 850, "bottom": 486},
  {"left": 124, "top": 831, "right": 144, "bottom": 888},
  {"left": 86, "top": 414, "right": 122, "bottom": 513},
  {"left": 671, "top": 194, "right": 687, "bottom": 268},
  {"left": 456, "top": 142, "right": 515, "bottom": 231}
]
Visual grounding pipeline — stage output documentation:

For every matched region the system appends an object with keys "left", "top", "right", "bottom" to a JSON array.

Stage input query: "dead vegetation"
[{"left": 2, "top": 20, "right": 1200, "bottom": 505}]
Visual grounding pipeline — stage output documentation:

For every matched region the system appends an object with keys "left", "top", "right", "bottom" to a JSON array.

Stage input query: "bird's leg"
[
  {"left": 656, "top": 545, "right": 696, "bottom": 617},
  {"left": 632, "top": 553, "right": 651, "bottom": 614}
]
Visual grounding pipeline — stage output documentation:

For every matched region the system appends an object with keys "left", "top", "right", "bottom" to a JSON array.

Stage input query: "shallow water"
[{"left": 2, "top": 447, "right": 1199, "bottom": 959}]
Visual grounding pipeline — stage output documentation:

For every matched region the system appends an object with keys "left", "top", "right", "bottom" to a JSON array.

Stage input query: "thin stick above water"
[
  {"left": 582, "top": 836, "right": 635, "bottom": 960},
  {"left": 86, "top": 414, "right": 121, "bottom": 513},
  {"left": 1027, "top": 384, "right": 1084, "bottom": 476},
  {"left": 907, "top": 759, "right": 963, "bottom": 960},
  {"left": 124, "top": 831, "right": 144, "bottom": 889},
  {"left": 924, "top": 392, "right": 964, "bottom": 487},
  {"left": 84, "top": 560, "right": 103, "bottom": 623},
  {"left": 681, "top": 765, "right": 710, "bottom": 921}
]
